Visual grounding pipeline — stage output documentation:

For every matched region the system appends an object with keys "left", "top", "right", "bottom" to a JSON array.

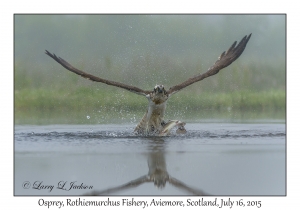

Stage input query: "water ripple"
[{"left": 15, "top": 129, "right": 286, "bottom": 142}]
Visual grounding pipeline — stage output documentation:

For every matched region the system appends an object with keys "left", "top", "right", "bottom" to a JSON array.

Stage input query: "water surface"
[{"left": 14, "top": 123, "right": 286, "bottom": 196}]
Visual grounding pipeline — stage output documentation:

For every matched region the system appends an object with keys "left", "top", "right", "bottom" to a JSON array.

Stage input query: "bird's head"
[
  {"left": 153, "top": 84, "right": 166, "bottom": 94},
  {"left": 150, "top": 85, "right": 168, "bottom": 104},
  {"left": 150, "top": 169, "right": 169, "bottom": 188}
]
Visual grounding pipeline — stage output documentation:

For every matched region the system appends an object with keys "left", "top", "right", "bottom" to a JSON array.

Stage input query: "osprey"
[
  {"left": 84, "top": 138, "right": 208, "bottom": 195},
  {"left": 45, "top": 34, "right": 251, "bottom": 136}
]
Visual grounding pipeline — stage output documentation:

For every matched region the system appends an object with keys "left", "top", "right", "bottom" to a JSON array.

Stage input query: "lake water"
[{"left": 14, "top": 123, "right": 286, "bottom": 196}]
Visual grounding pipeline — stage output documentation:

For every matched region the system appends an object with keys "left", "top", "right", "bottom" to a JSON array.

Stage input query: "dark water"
[{"left": 14, "top": 123, "right": 286, "bottom": 196}]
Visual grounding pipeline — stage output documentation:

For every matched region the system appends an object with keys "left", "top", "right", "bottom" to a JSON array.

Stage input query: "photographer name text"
[{"left": 23, "top": 181, "right": 93, "bottom": 192}]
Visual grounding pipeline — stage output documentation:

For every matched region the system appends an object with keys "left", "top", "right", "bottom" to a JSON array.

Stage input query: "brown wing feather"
[
  {"left": 83, "top": 175, "right": 150, "bottom": 195},
  {"left": 45, "top": 50, "right": 151, "bottom": 96},
  {"left": 167, "top": 34, "right": 252, "bottom": 95},
  {"left": 168, "top": 176, "right": 209, "bottom": 195}
]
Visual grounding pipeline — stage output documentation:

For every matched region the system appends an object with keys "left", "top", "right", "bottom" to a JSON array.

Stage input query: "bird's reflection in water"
[{"left": 85, "top": 138, "right": 208, "bottom": 196}]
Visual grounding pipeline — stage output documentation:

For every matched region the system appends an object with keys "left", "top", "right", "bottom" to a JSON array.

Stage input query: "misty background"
[{"left": 14, "top": 15, "right": 286, "bottom": 124}]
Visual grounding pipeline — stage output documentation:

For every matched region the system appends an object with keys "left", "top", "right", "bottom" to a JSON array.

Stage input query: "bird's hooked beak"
[{"left": 154, "top": 85, "right": 165, "bottom": 94}]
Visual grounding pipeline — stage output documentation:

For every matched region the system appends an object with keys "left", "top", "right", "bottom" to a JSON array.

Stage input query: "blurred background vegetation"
[{"left": 14, "top": 14, "right": 285, "bottom": 125}]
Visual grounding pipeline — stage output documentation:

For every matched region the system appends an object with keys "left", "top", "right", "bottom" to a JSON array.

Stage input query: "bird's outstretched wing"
[
  {"left": 168, "top": 176, "right": 209, "bottom": 196},
  {"left": 45, "top": 50, "right": 151, "bottom": 96},
  {"left": 83, "top": 175, "right": 150, "bottom": 196},
  {"left": 167, "top": 34, "right": 252, "bottom": 95}
]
